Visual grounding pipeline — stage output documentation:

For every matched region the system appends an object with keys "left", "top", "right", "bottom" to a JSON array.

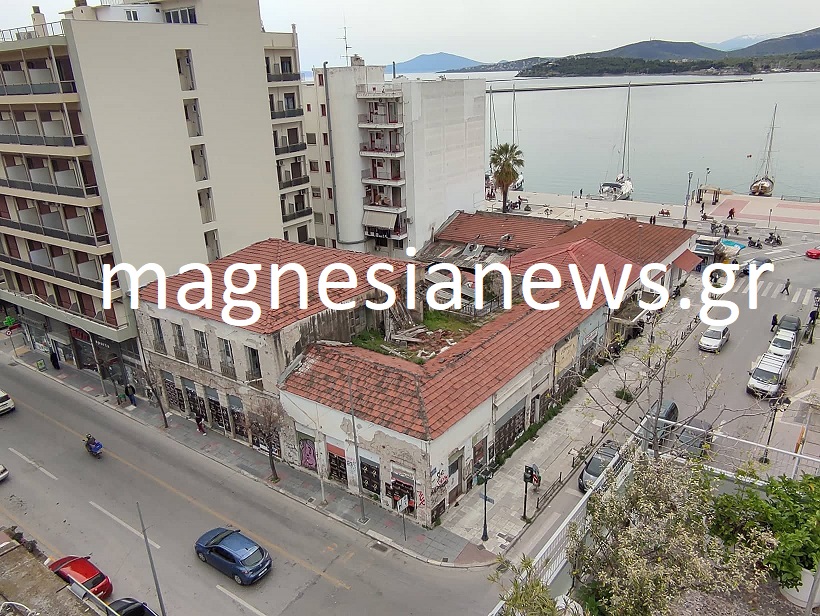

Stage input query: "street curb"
[{"left": 7, "top": 354, "right": 491, "bottom": 569}]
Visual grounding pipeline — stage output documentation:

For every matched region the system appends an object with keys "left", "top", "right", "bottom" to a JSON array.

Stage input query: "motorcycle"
[
  {"left": 747, "top": 237, "right": 762, "bottom": 249},
  {"left": 763, "top": 233, "right": 782, "bottom": 247},
  {"left": 85, "top": 438, "right": 103, "bottom": 459},
  {"left": 670, "top": 286, "right": 681, "bottom": 299}
]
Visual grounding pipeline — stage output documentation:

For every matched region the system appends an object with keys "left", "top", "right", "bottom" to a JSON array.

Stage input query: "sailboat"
[
  {"left": 599, "top": 84, "right": 634, "bottom": 201},
  {"left": 486, "top": 83, "right": 523, "bottom": 193},
  {"left": 750, "top": 105, "right": 777, "bottom": 197}
]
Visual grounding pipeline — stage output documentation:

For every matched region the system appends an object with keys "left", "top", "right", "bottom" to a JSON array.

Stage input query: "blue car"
[{"left": 194, "top": 528, "right": 272, "bottom": 585}]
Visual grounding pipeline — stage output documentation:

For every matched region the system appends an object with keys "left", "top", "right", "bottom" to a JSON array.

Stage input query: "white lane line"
[
  {"left": 765, "top": 248, "right": 788, "bottom": 255},
  {"left": 804, "top": 291, "right": 814, "bottom": 306},
  {"left": 736, "top": 279, "right": 749, "bottom": 294},
  {"left": 216, "top": 585, "right": 268, "bottom": 616},
  {"left": 792, "top": 289, "right": 803, "bottom": 303},
  {"left": 8, "top": 447, "right": 58, "bottom": 481},
  {"left": 761, "top": 282, "right": 775, "bottom": 297},
  {"left": 88, "top": 501, "right": 160, "bottom": 549}
]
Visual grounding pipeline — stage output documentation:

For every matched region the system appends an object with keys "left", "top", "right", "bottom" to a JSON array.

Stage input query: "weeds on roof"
[{"left": 423, "top": 310, "right": 479, "bottom": 334}]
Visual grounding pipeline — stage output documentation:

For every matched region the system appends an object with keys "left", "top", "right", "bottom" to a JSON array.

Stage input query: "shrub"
[{"left": 614, "top": 387, "right": 634, "bottom": 402}]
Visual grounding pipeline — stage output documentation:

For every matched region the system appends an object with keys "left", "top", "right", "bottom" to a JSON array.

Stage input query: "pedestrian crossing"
[{"left": 723, "top": 279, "right": 818, "bottom": 305}]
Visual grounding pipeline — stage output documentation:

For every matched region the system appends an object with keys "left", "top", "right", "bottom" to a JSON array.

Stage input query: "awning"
[
  {"left": 673, "top": 249, "right": 702, "bottom": 272},
  {"left": 362, "top": 210, "right": 398, "bottom": 229}
]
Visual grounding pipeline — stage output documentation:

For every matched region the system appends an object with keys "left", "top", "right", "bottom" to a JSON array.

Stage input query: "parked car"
[
  {"left": 108, "top": 598, "right": 159, "bottom": 616},
  {"left": 739, "top": 257, "right": 773, "bottom": 275},
  {"left": 49, "top": 556, "right": 112, "bottom": 599},
  {"left": 747, "top": 353, "right": 790, "bottom": 398},
  {"left": 674, "top": 418, "right": 714, "bottom": 457},
  {"left": 194, "top": 527, "right": 272, "bottom": 585},
  {"left": 806, "top": 247, "right": 820, "bottom": 259},
  {"left": 0, "top": 464, "right": 8, "bottom": 482},
  {"left": 638, "top": 400, "right": 679, "bottom": 448},
  {"left": 768, "top": 329, "right": 798, "bottom": 361},
  {"left": 698, "top": 325, "right": 730, "bottom": 352},
  {"left": 578, "top": 440, "right": 621, "bottom": 493},
  {"left": 0, "top": 389, "right": 15, "bottom": 416},
  {"left": 778, "top": 314, "right": 802, "bottom": 334}
]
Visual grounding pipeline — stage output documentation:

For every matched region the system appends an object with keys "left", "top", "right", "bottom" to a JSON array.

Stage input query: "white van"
[
  {"left": 0, "top": 389, "right": 15, "bottom": 415},
  {"left": 747, "top": 353, "right": 789, "bottom": 398},
  {"left": 768, "top": 330, "right": 798, "bottom": 362}
]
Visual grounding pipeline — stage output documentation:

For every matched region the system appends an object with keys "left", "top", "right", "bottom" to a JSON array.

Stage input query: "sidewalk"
[
  {"left": 441, "top": 279, "right": 705, "bottom": 554},
  {"left": 0, "top": 334, "right": 495, "bottom": 568}
]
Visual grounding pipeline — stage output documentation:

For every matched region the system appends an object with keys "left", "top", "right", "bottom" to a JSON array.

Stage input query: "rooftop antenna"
[{"left": 339, "top": 20, "right": 353, "bottom": 66}]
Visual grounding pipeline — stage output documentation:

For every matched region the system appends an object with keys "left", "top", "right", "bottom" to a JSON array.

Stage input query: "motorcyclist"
[{"left": 85, "top": 434, "right": 98, "bottom": 452}]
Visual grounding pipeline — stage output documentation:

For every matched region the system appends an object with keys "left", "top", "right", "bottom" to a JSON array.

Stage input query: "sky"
[{"left": 1, "top": 0, "right": 818, "bottom": 70}]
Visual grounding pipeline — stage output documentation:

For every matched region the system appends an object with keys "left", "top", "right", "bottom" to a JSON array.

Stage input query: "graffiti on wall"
[{"left": 300, "top": 438, "right": 317, "bottom": 470}]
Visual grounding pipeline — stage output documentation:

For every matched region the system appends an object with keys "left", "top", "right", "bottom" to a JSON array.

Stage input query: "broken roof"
[{"left": 434, "top": 211, "right": 571, "bottom": 251}]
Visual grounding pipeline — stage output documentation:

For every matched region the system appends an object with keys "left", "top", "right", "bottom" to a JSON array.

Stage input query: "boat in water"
[
  {"left": 486, "top": 84, "right": 524, "bottom": 195},
  {"left": 750, "top": 105, "right": 777, "bottom": 197},
  {"left": 599, "top": 84, "right": 634, "bottom": 201}
]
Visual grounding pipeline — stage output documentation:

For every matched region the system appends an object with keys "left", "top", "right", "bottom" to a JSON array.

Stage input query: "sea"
[{"left": 401, "top": 71, "right": 820, "bottom": 205}]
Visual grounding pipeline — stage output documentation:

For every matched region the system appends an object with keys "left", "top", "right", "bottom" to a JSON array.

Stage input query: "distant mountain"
[
  {"left": 391, "top": 53, "right": 483, "bottom": 74},
  {"left": 583, "top": 40, "right": 725, "bottom": 61},
  {"left": 728, "top": 27, "right": 820, "bottom": 57},
  {"left": 707, "top": 33, "right": 789, "bottom": 52},
  {"left": 441, "top": 57, "right": 553, "bottom": 73}
]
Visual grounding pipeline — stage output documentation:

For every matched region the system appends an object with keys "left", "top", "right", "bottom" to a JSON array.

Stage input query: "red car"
[
  {"left": 49, "top": 556, "right": 113, "bottom": 599},
  {"left": 807, "top": 247, "right": 820, "bottom": 259}
]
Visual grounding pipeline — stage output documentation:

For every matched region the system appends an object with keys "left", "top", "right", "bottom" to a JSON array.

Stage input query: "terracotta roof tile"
[
  {"left": 436, "top": 211, "right": 571, "bottom": 251},
  {"left": 672, "top": 249, "right": 702, "bottom": 272}
]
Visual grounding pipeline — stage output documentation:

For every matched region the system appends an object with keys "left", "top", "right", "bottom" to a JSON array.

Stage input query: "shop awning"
[
  {"left": 673, "top": 249, "right": 703, "bottom": 272},
  {"left": 362, "top": 210, "right": 398, "bottom": 229}
]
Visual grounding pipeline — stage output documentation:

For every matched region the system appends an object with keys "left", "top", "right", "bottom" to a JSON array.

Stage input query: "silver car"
[{"left": 698, "top": 326, "right": 730, "bottom": 352}]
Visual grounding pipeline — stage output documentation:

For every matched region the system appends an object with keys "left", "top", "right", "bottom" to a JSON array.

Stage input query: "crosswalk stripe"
[
  {"left": 792, "top": 289, "right": 803, "bottom": 303},
  {"left": 804, "top": 291, "right": 814, "bottom": 306},
  {"left": 762, "top": 282, "right": 775, "bottom": 297}
]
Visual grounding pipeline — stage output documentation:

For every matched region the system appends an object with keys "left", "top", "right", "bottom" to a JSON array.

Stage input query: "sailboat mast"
[
  {"left": 764, "top": 104, "right": 777, "bottom": 177},
  {"left": 511, "top": 82, "right": 516, "bottom": 145},
  {"left": 621, "top": 83, "right": 631, "bottom": 176}
]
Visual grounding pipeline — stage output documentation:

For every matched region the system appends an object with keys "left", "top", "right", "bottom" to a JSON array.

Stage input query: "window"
[
  {"left": 318, "top": 73, "right": 324, "bottom": 86},
  {"left": 331, "top": 239, "right": 337, "bottom": 248},
  {"left": 329, "top": 213, "right": 335, "bottom": 225},
  {"left": 194, "top": 330, "right": 208, "bottom": 354},
  {"left": 325, "top": 161, "right": 331, "bottom": 173},
  {"left": 309, "top": 160, "right": 319, "bottom": 172},
  {"left": 172, "top": 323, "right": 184, "bottom": 349},
  {"left": 165, "top": 7, "right": 196, "bottom": 23},
  {"left": 393, "top": 239, "right": 404, "bottom": 249},
  {"left": 219, "top": 338, "right": 233, "bottom": 365},
  {"left": 306, "top": 103, "right": 311, "bottom": 112},
  {"left": 375, "top": 237, "right": 388, "bottom": 248},
  {"left": 125, "top": 9, "right": 138, "bottom": 21},
  {"left": 246, "top": 346, "right": 261, "bottom": 377},
  {"left": 322, "top": 132, "right": 329, "bottom": 146},
  {"left": 320, "top": 104, "right": 326, "bottom": 117},
  {"left": 306, "top": 133, "right": 317, "bottom": 145},
  {"left": 284, "top": 230, "right": 289, "bottom": 241},
  {"left": 311, "top": 186, "right": 321, "bottom": 198},
  {"left": 297, "top": 225, "right": 309, "bottom": 243},
  {"left": 151, "top": 317, "right": 164, "bottom": 343},
  {"left": 284, "top": 93, "right": 296, "bottom": 110},
  {"left": 315, "top": 238, "right": 326, "bottom": 247},
  {"left": 314, "top": 212, "right": 324, "bottom": 224},
  {"left": 327, "top": 187, "right": 333, "bottom": 200}
]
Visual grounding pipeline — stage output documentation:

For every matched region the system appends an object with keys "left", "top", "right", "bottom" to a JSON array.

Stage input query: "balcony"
[
  {"left": 220, "top": 362, "right": 237, "bottom": 379},
  {"left": 360, "top": 142, "right": 404, "bottom": 157},
  {"left": 152, "top": 339, "right": 167, "bottom": 354},
  {"left": 365, "top": 225, "right": 408, "bottom": 240},
  {"left": 0, "top": 81, "right": 77, "bottom": 97},
  {"left": 282, "top": 206, "right": 313, "bottom": 223},
  {"left": 0, "top": 133, "right": 86, "bottom": 148},
  {"left": 271, "top": 107, "right": 304, "bottom": 120},
  {"left": 358, "top": 113, "right": 403, "bottom": 128},
  {"left": 363, "top": 196, "right": 407, "bottom": 211},
  {"left": 196, "top": 353, "right": 211, "bottom": 371},
  {"left": 361, "top": 169, "right": 405, "bottom": 186},
  {"left": 0, "top": 21, "right": 64, "bottom": 42},
  {"left": 174, "top": 346, "right": 189, "bottom": 362},
  {"left": 0, "top": 216, "right": 109, "bottom": 246},
  {"left": 356, "top": 83, "right": 403, "bottom": 99},
  {"left": 279, "top": 175, "right": 310, "bottom": 190},
  {"left": 0, "top": 252, "right": 105, "bottom": 291},
  {"left": 246, "top": 369, "right": 263, "bottom": 391},
  {"left": 274, "top": 141, "right": 307, "bottom": 156},
  {"left": 0, "top": 177, "right": 99, "bottom": 199},
  {"left": 301, "top": 238, "right": 316, "bottom": 246},
  {"left": 267, "top": 68, "right": 301, "bottom": 83}
]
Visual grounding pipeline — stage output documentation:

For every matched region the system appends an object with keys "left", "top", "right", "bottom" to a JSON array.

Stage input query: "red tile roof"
[
  {"left": 139, "top": 238, "right": 409, "bottom": 334},
  {"left": 672, "top": 249, "right": 702, "bottom": 272},
  {"left": 435, "top": 211, "right": 571, "bottom": 251},
  {"left": 547, "top": 219, "right": 694, "bottom": 265}
]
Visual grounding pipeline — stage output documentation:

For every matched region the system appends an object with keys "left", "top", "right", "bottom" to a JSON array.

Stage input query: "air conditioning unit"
[{"left": 406, "top": 217, "right": 413, "bottom": 224}]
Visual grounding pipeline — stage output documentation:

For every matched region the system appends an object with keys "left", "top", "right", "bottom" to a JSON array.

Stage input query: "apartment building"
[
  {"left": 303, "top": 55, "right": 485, "bottom": 258},
  {"left": 0, "top": 0, "right": 312, "bottom": 382}
]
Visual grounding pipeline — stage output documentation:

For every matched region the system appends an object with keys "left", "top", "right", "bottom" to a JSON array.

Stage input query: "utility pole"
[
  {"left": 348, "top": 377, "right": 368, "bottom": 524},
  {"left": 137, "top": 502, "right": 167, "bottom": 616}
]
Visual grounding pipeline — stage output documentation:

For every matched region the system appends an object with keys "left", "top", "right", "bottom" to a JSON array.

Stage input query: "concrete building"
[
  {"left": 303, "top": 55, "right": 485, "bottom": 258},
  {"left": 0, "top": 0, "right": 312, "bottom": 383}
]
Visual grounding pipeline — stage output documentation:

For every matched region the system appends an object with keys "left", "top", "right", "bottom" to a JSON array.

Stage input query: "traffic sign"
[{"left": 397, "top": 494, "right": 409, "bottom": 513}]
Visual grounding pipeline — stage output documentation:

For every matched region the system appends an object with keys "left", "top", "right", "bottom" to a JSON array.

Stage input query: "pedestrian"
[
  {"left": 728, "top": 208, "right": 735, "bottom": 220},
  {"left": 781, "top": 278, "right": 790, "bottom": 295},
  {"left": 195, "top": 412, "right": 207, "bottom": 435},
  {"left": 701, "top": 203, "right": 705, "bottom": 214},
  {"left": 579, "top": 188, "right": 583, "bottom": 198},
  {"left": 771, "top": 314, "right": 779, "bottom": 332},
  {"left": 682, "top": 219, "right": 687, "bottom": 229},
  {"left": 49, "top": 350, "right": 60, "bottom": 370},
  {"left": 810, "top": 309, "right": 818, "bottom": 324},
  {"left": 124, "top": 382, "right": 137, "bottom": 406}
]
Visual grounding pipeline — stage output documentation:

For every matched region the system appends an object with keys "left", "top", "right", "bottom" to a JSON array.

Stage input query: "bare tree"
[{"left": 246, "top": 397, "right": 285, "bottom": 483}]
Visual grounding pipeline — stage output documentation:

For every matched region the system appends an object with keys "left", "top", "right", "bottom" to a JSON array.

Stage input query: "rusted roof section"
[
  {"left": 139, "top": 239, "right": 409, "bottom": 334},
  {"left": 435, "top": 211, "right": 571, "bottom": 251},
  {"left": 672, "top": 249, "right": 702, "bottom": 272}
]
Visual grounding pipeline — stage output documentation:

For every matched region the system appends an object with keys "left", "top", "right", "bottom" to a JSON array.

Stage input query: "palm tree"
[{"left": 489, "top": 143, "right": 524, "bottom": 213}]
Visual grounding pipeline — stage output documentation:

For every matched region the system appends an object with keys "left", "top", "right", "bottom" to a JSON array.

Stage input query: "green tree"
[
  {"left": 488, "top": 555, "right": 560, "bottom": 615},
  {"left": 490, "top": 143, "right": 524, "bottom": 212}
]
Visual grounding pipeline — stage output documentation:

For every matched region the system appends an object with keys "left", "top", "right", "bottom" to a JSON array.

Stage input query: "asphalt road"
[{"left": 0, "top": 360, "right": 498, "bottom": 616}]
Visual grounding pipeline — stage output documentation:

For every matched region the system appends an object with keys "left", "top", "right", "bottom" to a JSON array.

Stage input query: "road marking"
[
  {"left": 8, "top": 447, "right": 58, "bottom": 481},
  {"left": 792, "top": 290, "right": 803, "bottom": 303},
  {"left": 17, "top": 399, "right": 350, "bottom": 590},
  {"left": 761, "top": 282, "right": 774, "bottom": 297},
  {"left": 215, "top": 585, "right": 268, "bottom": 616},
  {"left": 89, "top": 501, "right": 161, "bottom": 549},
  {"left": 804, "top": 292, "right": 814, "bottom": 306},
  {"left": 765, "top": 248, "right": 788, "bottom": 255}
]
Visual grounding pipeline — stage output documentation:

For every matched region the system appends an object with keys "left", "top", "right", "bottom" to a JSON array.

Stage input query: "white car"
[
  {"left": 768, "top": 330, "right": 798, "bottom": 361},
  {"left": 0, "top": 389, "right": 14, "bottom": 416},
  {"left": 698, "top": 326, "right": 730, "bottom": 352},
  {"left": 0, "top": 464, "right": 8, "bottom": 482}
]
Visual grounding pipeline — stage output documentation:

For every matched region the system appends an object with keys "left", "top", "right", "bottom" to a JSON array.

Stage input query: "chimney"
[
  {"left": 75, "top": 0, "right": 88, "bottom": 6},
  {"left": 351, "top": 54, "right": 364, "bottom": 67},
  {"left": 31, "top": 6, "right": 47, "bottom": 35}
]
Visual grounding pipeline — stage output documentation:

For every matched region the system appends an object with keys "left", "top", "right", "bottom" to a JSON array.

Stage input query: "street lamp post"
[
  {"left": 348, "top": 377, "right": 368, "bottom": 524},
  {"left": 768, "top": 208, "right": 773, "bottom": 228},
  {"left": 759, "top": 396, "right": 788, "bottom": 463},
  {"left": 684, "top": 171, "right": 694, "bottom": 225},
  {"left": 480, "top": 464, "right": 492, "bottom": 542},
  {"left": 705, "top": 167, "right": 711, "bottom": 188}
]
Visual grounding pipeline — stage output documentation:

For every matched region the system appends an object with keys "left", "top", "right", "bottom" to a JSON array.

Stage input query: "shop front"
[
  {"left": 21, "top": 313, "right": 50, "bottom": 354},
  {"left": 493, "top": 397, "right": 526, "bottom": 459},
  {"left": 326, "top": 436, "right": 348, "bottom": 484}
]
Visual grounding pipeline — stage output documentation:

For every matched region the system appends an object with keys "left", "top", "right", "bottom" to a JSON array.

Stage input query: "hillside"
[
  {"left": 708, "top": 33, "right": 789, "bottom": 52},
  {"left": 728, "top": 27, "right": 820, "bottom": 57},
  {"left": 392, "top": 52, "right": 482, "bottom": 74},
  {"left": 584, "top": 40, "right": 725, "bottom": 61},
  {"left": 440, "top": 57, "right": 552, "bottom": 73}
]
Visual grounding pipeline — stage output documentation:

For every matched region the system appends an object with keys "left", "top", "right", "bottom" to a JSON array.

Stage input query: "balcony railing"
[
  {"left": 267, "top": 71, "right": 301, "bottom": 83},
  {"left": 0, "top": 285, "right": 126, "bottom": 331},
  {"left": 363, "top": 196, "right": 406, "bottom": 209},
  {"left": 279, "top": 175, "right": 310, "bottom": 189},
  {"left": 301, "top": 238, "right": 316, "bottom": 245},
  {"left": 360, "top": 142, "right": 404, "bottom": 154},
  {"left": 0, "top": 177, "right": 99, "bottom": 199},
  {"left": 246, "top": 369, "right": 263, "bottom": 390},
  {"left": 365, "top": 225, "right": 408, "bottom": 239},
  {"left": 0, "top": 21, "right": 64, "bottom": 42},
  {"left": 361, "top": 169, "right": 404, "bottom": 182},
  {"left": 220, "top": 362, "right": 237, "bottom": 379},
  {"left": 358, "top": 113, "right": 403, "bottom": 125},
  {"left": 0, "top": 252, "right": 105, "bottom": 290},
  {"left": 271, "top": 107, "right": 304, "bottom": 120},
  {"left": 174, "top": 346, "right": 189, "bottom": 362},
  {"left": 282, "top": 206, "right": 312, "bottom": 223},
  {"left": 196, "top": 353, "right": 211, "bottom": 370},
  {"left": 0, "top": 133, "right": 86, "bottom": 148},
  {"left": 274, "top": 141, "right": 307, "bottom": 156},
  {"left": 356, "top": 83, "right": 403, "bottom": 97},
  {"left": 152, "top": 339, "right": 167, "bottom": 354},
  {"left": 0, "top": 81, "right": 77, "bottom": 96},
  {"left": 0, "top": 216, "right": 109, "bottom": 246}
]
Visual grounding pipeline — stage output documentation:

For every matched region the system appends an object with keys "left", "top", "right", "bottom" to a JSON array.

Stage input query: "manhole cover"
[
  {"left": 370, "top": 542, "right": 389, "bottom": 553},
  {"left": 441, "top": 557, "right": 449, "bottom": 562},
  {"left": 307, "top": 497, "right": 315, "bottom": 504}
]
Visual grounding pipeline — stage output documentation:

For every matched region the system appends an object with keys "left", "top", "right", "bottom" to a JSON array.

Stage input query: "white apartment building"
[
  {"left": 0, "top": 0, "right": 312, "bottom": 383},
  {"left": 303, "top": 55, "right": 485, "bottom": 258}
]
